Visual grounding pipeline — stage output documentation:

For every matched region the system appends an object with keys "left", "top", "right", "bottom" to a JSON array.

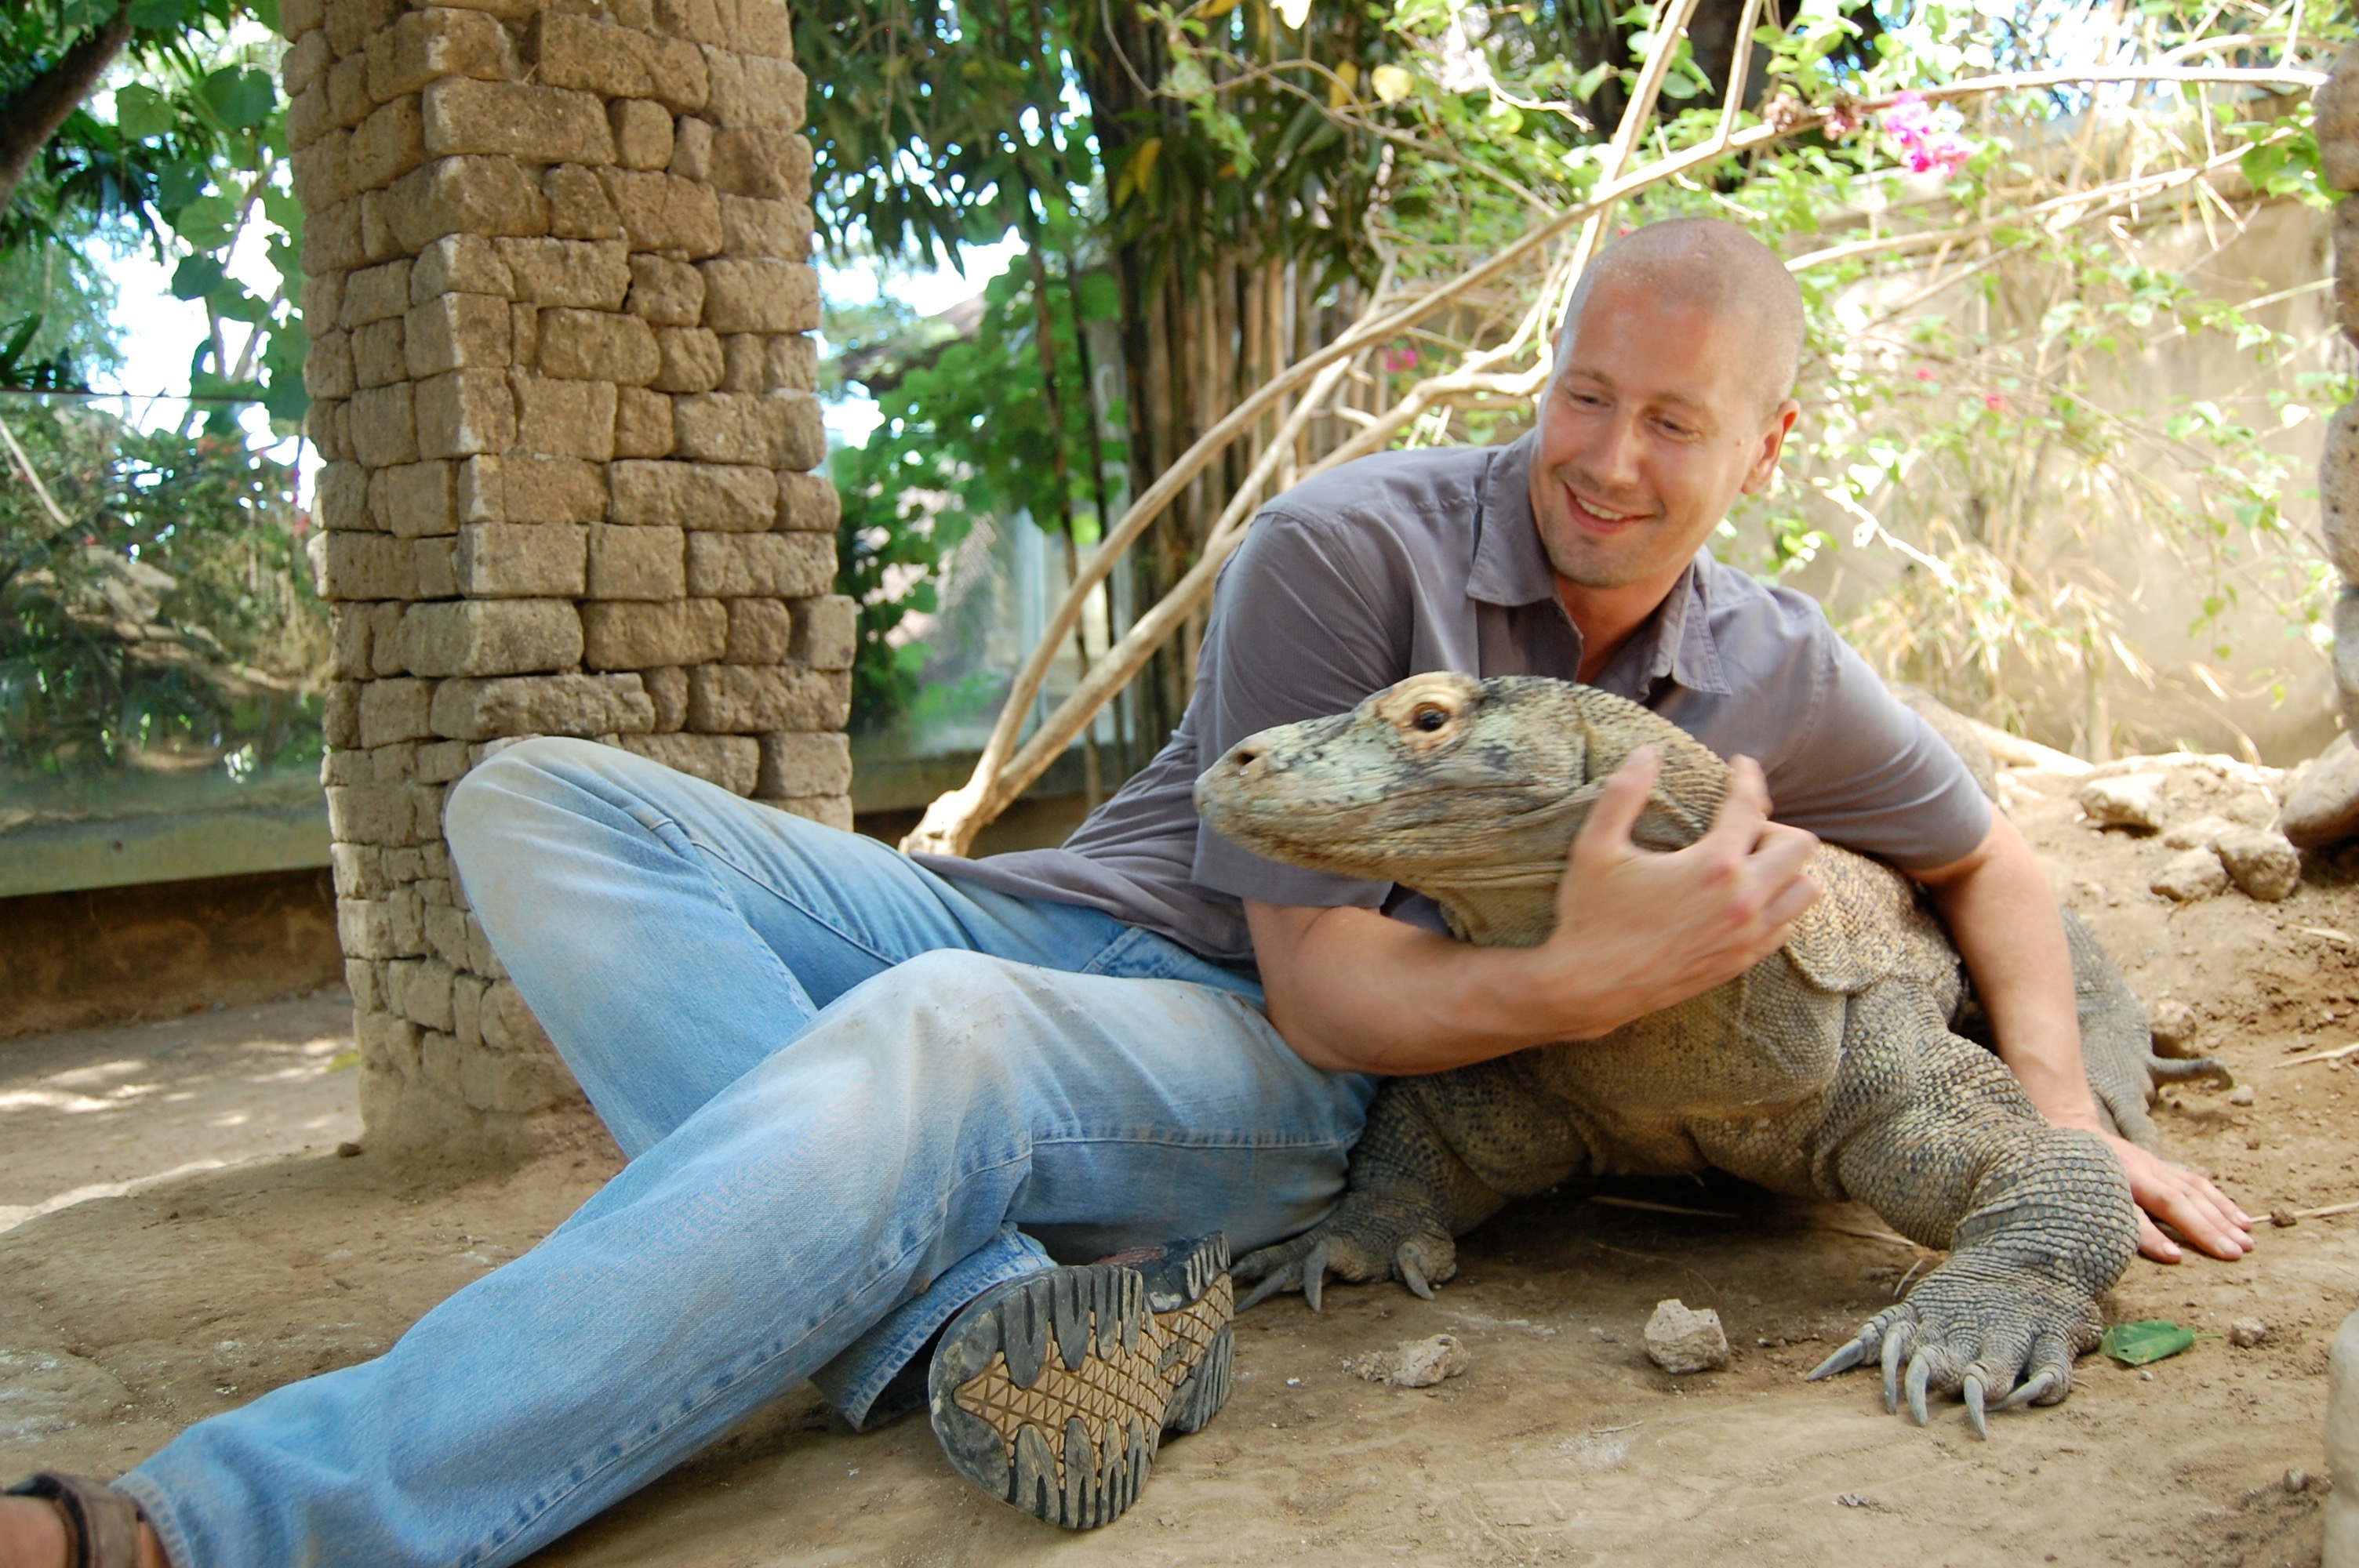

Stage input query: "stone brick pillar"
[{"left": 281, "top": 0, "right": 852, "bottom": 1153}]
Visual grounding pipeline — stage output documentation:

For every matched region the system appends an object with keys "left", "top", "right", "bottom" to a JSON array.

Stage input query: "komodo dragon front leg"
[
  {"left": 1234, "top": 1055, "right": 1588, "bottom": 1311},
  {"left": 1803, "top": 978, "right": 2139, "bottom": 1436}
]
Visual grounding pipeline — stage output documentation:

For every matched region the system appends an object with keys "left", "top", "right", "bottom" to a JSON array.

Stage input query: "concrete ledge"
[
  {"left": 0, "top": 739, "right": 1089, "bottom": 899},
  {"left": 0, "top": 794, "right": 332, "bottom": 899}
]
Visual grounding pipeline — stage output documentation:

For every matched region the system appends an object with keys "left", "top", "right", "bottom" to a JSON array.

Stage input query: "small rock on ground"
[
  {"left": 2150, "top": 847, "right": 2230, "bottom": 902},
  {"left": 2280, "top": 733, "right": 2359, "bottom": 848},
  {"left": 2080, "top": 772, "right": 2168, "bottom": 832},
  {"left": 2149, "top": 1000, "right": 2201, "bottom": 1058},
  {"left": 2231, "top": 1319, "right": 2270, "bottom": 1348},
  {"left": 2215, "top": 827, "right": 2302, "bottom": 902},
  {"left": 1346, "top": 1333, "right": 1470, "bottom": 1388},
  {"left": 2164, "top": 815, "right": 2236, "bottom": 850},
  {"left": 1644, "top": 1298, "right": 1730, "bottom": 1374}
]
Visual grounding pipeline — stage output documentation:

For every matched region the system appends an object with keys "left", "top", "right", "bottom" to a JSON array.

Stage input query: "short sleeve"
[
  {"left": 1188, "top": 508, "right": 1410, "bottom": 909},
  {"left": 1767, "top": 628, "right": 1994, "bottom": 870}
]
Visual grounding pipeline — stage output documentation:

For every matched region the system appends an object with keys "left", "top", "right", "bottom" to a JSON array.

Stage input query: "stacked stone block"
[{"left": 282, "top": 0, "right": 852, "bottom": 1152}]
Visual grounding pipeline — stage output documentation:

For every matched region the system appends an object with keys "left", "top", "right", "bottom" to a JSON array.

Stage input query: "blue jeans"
[{"left": 116, "top": 738, "right": 1376, "bottom": 1567}]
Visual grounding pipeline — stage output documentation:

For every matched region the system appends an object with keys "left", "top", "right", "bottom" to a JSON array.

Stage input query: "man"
[{"left": 1, "top": 219, "right": 2248, "bottom": 1568}]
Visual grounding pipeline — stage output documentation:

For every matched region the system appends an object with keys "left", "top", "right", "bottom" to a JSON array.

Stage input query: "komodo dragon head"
[{"left": 1195, "top": 672, "right": 1736, "bottom": 947}]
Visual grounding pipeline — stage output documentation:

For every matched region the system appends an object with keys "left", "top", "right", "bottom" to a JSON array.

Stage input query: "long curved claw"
[
  {"left": 2149, "top": 1054, "right": 2233, "bottom": 1088},
  {"left": 1997, "top": 1367, "right": 2063, "bottom": 1410},
  {"left": 1963, "top": 1373, "right": 1988, "bottom": 1439},
  {"left": 1880, "top": 1323, "right": 1911, "bottom": 1414},
  {"left": 1806, "top": 1336, "right": 1870, "bottom": 1382},
  {"left": 1397, "top": 1248, "right": 1433, "bottom": 1301},
  {"left": 1238, "top": 1263, "right": 1299, "bottom": 1312},
  {"left": 1301, "top": 1243, "right": 1331, "bottom": 1314},
  {"left": 1904, "top": 1351, "right": 1933, "bottom": 1427}
]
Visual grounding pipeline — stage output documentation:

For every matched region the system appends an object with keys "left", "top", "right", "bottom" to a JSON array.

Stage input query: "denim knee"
[
  {"left": 816, "top": 951, "right": 1044, "bottom": 1106},
  {"left": 443, "top": 735, "right": 634, "bottom": 886}
]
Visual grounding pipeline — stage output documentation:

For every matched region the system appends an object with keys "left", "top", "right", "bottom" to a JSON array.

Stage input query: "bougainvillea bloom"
[{"left": 1881, "top": 92, "right": 1974, "bottom": 177}]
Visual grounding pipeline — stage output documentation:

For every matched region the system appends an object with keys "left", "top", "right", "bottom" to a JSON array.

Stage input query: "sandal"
[{"left": 5, "top": 1475, "right": 145, "bottom": 1568}]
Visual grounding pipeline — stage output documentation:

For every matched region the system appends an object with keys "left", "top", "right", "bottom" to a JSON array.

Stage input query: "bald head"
[{"left": 1558, "top": 218, "right": 1805, "bottom": 417}]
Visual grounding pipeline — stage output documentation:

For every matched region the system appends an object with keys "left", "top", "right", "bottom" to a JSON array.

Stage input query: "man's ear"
[{"left": 1740, "top": 397, "right": 1802, "bottom": 495}]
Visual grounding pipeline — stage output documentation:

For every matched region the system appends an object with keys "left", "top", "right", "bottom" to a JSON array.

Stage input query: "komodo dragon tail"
[{"left": 1904, "top": 688, "right": 2235, "bottom": 1142}]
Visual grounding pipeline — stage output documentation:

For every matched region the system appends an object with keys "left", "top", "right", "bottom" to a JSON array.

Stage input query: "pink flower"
[
  {"left": 1881, "top": 92, "right": 1936, "bottom": 141},
  {"left": 1383, "top": 347, "right": 1419, "bottom": 372},
  {"left": 1881, "top": 91, "right": 1973, "bottom": 176},
  {"left": 1983, "top": 393, "right": 2006, "bottom": 411},
  {"left": 1913, "top": 368, "right": 1934, "bottom": 381}
]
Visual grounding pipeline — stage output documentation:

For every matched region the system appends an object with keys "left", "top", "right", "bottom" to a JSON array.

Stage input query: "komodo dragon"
[{"left": 1194, "top": 670, "right": 2229, "bottom": 1436}]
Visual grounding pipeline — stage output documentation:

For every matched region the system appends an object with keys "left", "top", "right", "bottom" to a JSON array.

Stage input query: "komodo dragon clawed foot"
[
  {"left": 1805, "top": 1264, "right": 2102, "bottom": 1438},
  {"left": 1234, "top": 1198, "right": 1456, "bottom": 1312}
]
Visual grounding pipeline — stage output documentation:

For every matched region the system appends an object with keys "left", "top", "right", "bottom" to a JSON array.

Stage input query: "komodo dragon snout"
[{"left": 1199, "top": 671, "right": 2219, "bottom": 1439}]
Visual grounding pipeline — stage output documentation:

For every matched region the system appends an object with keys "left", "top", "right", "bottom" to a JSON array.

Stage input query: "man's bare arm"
[
  {"left": 1914, "top": 811, "right": 2252, "bottom": 1263},
  {"left": 1247, "top": 749, "right": 1821, "bottom": 1075}
]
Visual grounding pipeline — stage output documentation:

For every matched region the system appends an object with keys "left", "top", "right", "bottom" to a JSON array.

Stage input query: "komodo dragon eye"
[{"left": 1412, "top": 705, "right": 1449, "bottom": 732}]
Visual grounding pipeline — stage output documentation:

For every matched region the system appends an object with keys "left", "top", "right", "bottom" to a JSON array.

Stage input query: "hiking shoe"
[{"left": 929, "top": 1233, "right": 1234, "bottom": 1529}]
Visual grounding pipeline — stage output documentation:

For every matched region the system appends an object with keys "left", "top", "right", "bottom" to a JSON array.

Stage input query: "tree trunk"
[{"left": 0, "top": 0, "right": 136, "bottom": 214}]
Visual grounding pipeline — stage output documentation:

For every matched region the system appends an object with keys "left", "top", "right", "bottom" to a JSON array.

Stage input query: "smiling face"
[{"left": 1530, "top": 275, "right": 1801, "bottom": 619}]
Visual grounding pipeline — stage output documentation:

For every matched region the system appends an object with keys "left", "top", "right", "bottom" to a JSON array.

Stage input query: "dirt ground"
[
  {"left": 5, "top": 756, "right": 2359, "bottom": 1566},
  {"left": 0, "top": 992, "right": 360, "bottom": 1235}
]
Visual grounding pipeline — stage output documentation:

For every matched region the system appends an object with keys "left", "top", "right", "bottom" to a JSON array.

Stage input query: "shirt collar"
[
  {"left": 1638, "top": 555, "right": 1735, "bottom": 697},
  {"left": 1467, "top": 430, "right": 1557, "bottom": 608},
  {"left": 1469, "top": 430, "right": 1733, "bottom": 698}
]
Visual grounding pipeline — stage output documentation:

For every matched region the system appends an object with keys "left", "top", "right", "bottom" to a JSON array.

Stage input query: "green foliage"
[
  {"left": 805, "top": 0, "right": 2337, "bottom": 757},
  {"left": 0, "top": 400, "right": 324, "bottom": 777},
  {"left": 3, "top": 0, "right": 303, "bottom": 423},
  {"left": 832, "top": 439, "right": 952, "bottom": 731},
  {"left": 795, "top": 0, "right": 1412, "bottom": 292},
  {"left": 828, "top": 238, "right": 1127, "bottom": 731},
  {"left": 797, "top": 0, "right": 1095, "bottom": 263},
  {"left": 1351, "top": 0, "right": 2343, "bottom": 749}
]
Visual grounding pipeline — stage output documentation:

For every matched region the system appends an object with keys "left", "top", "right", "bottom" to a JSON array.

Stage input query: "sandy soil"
[
  {"left": 0, "top": 993, "right": 360, "bottom": 1235},
  {"left": 5, "top": 758, "right": 2358, "bottom": 1566}
]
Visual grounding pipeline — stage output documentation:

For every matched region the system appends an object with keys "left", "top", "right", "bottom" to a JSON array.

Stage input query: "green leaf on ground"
[{"left": 2099, "top": 1320, "right": 2196, "bottom": 1367}]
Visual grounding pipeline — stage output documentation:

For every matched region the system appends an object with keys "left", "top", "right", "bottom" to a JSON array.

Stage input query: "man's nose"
[{"left": 1587, "top": 412, "right": 1645, "bottom": 490}]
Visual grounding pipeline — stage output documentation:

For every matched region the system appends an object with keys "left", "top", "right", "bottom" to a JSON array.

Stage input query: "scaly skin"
[{"left": 1197, "top": 672, "right": 2223, "bottom": 1436}]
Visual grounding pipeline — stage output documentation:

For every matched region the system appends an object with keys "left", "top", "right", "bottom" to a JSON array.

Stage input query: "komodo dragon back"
[{"left": 1198, "top": 670, "right": 2213, "bottom": 1439}]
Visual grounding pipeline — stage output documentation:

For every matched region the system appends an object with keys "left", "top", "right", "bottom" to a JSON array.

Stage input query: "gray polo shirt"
[{"left": 919, "top": 430, "right": 1991, "bottom": 966}]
